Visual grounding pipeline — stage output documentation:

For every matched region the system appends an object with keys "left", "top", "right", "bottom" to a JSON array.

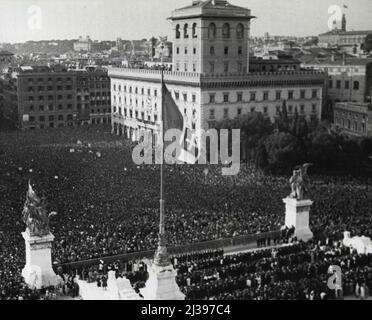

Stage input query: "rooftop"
[
  {"left": 169, "top": 0, "right": 255, "bottom": 21},
  {"left": 335, "top": 101, "right": 372, "bottom": 112},
  {"left": 319, "top": 29, "right": 372, "bottom": 37},
  {"left": 0, "top": 50, "right": 14, "bottom": 56},
  {"left": 305, "top": 58, "right": 372, "bottom": 67}
]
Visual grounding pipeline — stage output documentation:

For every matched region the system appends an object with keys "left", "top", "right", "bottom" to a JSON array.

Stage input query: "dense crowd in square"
[{"left": 0, "top": 125, "right": 371, "bottom": 300}]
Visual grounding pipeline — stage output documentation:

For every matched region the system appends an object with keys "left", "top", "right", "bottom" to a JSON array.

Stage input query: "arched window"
[
  {"left": 184, "top": 24, "right": 189, "bottom": 38},
  {"left": 222, "top": 23, "right": 230, "bottom": 39},
  {"left": 208, "top": 23, "right": 216, "bottom": 39},
  {"left": 192, "top": 23, "right": 197, "bottom": 38},
  {"left": 236, "top": 23, "right": 244, "bottom": 39},
  {"left": 176, "top": 24, "right": 180, "bottom": 39}
]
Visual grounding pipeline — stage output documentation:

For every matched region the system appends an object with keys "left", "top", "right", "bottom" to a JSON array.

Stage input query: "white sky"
[{"left": 0, "top": 0, "right": 371, "bottom": 43}]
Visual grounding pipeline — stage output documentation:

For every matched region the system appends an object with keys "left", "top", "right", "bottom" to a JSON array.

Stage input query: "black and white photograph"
[{"left": 1, "top": 0, "right": 372, "bottom": 309}]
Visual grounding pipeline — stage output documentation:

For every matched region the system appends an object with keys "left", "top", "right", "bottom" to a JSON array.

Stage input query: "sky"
[{"left": 0, "top": 0, "right": 371, "bottom": 43}]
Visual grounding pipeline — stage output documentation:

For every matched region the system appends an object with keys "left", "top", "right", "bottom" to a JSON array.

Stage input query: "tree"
[
  {"left": 216, "top": 112, "right": 273, "bottom": 164},
  {"left": 264, "top": 132, "right": 303, "bottom": 173}
]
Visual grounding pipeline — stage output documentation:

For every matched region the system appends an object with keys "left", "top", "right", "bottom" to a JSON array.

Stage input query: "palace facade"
[{"left": 109, "top": 0, "right": 326, "bottom": 141}]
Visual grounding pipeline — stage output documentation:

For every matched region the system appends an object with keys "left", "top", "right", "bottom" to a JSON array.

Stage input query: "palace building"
[
  {"left": 334, "top": 101, "right": 372, "bottom": 137},
  {"left": 0, "top": 65, "right": 111, "bottom": 129},
  {"left": 108, "top": 0, "right": 326, "bottom": 141}
]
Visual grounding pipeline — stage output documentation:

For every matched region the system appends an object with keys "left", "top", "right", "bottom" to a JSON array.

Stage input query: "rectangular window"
[
  {"left": 210, "top": 62, "right": 215, "bottom": 74},
  {"left": 237, "top": 108, "right": 242, "bottom": 116},
  {"left": 300, "top": 105, "right": 305, "bottom": 113},
  {"left": 288, "top": 91, "right": 294, "bottom": 100},
  {"left": 224, "top": 47, "right": 229, "bottom": 55},
  {"left": 223, "top": 94, "right": 229, "bottom": 103},
  {"left": 263, "top": 91, "right": 269, "bottom": 101},
  {"left": 250, "top": 92, "right": 256, "bottom": 102},
  {"left": 276, "top": 91, "right": 281, "bottom": 100},
  {"left": 209, "top": 94, "right": 215, "bottom": 103},
  {"left": 209, "top": 109, "right": 215, "bottom": 118},
  {"left": 192, "top": 94, "right": 196, "bottom": 103},
  {"left": 223, "top": 108, "right": 228, "bottom": 118},
  {"left": 300, "top": 90, "right": 306, "bottom": 99},
  {"left": 238, "top": 46, "right": 242, "bottom": 55},
  {"left": 336, "top": 80, "right": 341, "bottom": 89},
  {"left": 223, "top": 62, "right": 229, "bottom": 73},
  {"left": 263, "top": 106, "right": 268, "bottom": 114},
  {"left": 312, "top": 89, "right": 318, "bottom": 98},
  {"left": 329, "top": 79, "right": 333, "bottom": 88},
  {"left": 312, "top": 104, "right": 317, "bottom": 112},
  {"left": 237, "top": 92, "right": 243, "bottom": 102},
  {"left": 345, "top": 81, "right": 349, "bottom": 89},
  {"left": 237, "top": 61, "right": 242, "bottom": 73},
  {"left": 183, "top": 93, "right": 187, "bottom": 101},
  {"left": 193, "top": 48, "right": 196, "bottom": 54},
  {"left": 175, "top": 92, "right": 180, "bottom": 100},
  {"left": 353, "top": 81, "right": 360, "bottom": 90},
  {"left": 250, "top": 107, "right": 255, "bottom": 113}
]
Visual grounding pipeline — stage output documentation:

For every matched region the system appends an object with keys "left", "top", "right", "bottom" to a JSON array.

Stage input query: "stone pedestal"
[
  {"left": 141, "top": 261, "right": 185, "bottom": 300},
  {"left": 22, "top": 231, "right": 61, "bottom": 289},
  {"left": 283, "top": 197, "right": 313, "bottom": 242}
]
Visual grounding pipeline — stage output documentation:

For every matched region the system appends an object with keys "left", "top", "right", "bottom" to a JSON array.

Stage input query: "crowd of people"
[
  {"left": 174, "top": 240, "right": 372, "bottom": 300},
  {"left": 1, "top": 125, "right": 372, "bottom": 300}
]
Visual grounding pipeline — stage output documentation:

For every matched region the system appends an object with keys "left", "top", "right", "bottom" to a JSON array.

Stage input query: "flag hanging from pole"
[
  {"left": 162, "top": 83, "right": 183, "bottom": 135},
  {"left": 161, "top": 81, "right": 200, "bottom": 164}
]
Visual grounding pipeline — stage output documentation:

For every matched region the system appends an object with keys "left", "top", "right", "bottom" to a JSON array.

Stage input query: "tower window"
[
  {"left": 210, "top": 46, "right": 215, "bottom": 55},
  {"left": 176, "top": 25, "right": 180, "bottom": 39},
  {"left": 222, "top": 23, "right": 230, "bottom": 39},
  {"left": 184, "top": 24, "right": 189, "bottom": 38},
  {"left": 208, "top": 23, "right": 216, "bottom": 39},
  {"left": 192, "top": 23, "right": 197, "bottom": 38},
  {"left": 224, "top": 46, "right": 229, "bottom": 55},
  {"left": 236, "top": 23, "right": 244, "bottom": 39}
]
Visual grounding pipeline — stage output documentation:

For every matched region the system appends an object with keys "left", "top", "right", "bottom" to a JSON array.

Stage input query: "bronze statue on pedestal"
[{"left": 22, "top": 181, "right": 57, "bottom": 237}]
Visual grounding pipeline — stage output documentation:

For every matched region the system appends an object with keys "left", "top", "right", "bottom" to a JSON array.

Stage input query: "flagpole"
[{"left": 154, "top": 38, "right": 169, "bottom": 267}]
